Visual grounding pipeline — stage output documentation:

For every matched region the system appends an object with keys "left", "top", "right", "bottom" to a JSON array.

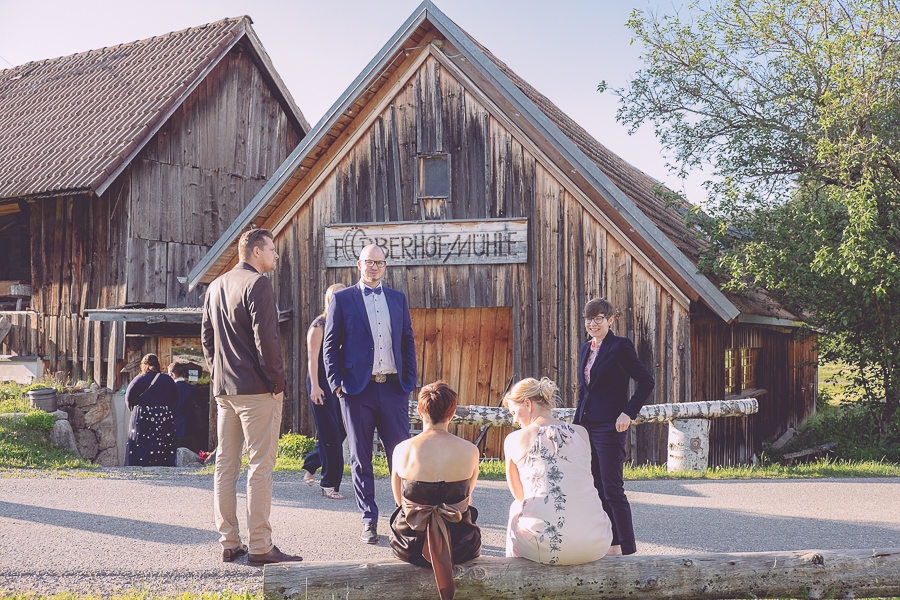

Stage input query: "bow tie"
[{"left": 364, "top": 286, "right": 383, "bottom": 296}]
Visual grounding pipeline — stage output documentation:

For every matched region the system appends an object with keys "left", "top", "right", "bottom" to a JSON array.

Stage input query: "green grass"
[
  {"left": 624, "top": 457, "right": 900, "bottom": 480},
  {"left": 274, "top": 452, "right": 900, "bottom": 480},
  {"left": 0, "top": 413, "right": 95, "bottom": 470},
  {"left": 818, "top": 360, "right": 859, "bottom": 404}
]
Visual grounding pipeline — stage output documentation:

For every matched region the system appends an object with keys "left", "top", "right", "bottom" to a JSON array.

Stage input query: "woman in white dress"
[{"left": 504, "top": 377, "right": 613, "bottom": 565}]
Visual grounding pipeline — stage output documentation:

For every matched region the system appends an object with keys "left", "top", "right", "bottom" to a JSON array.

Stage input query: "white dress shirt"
[{"left": 359, "top": 281, "right": 397, "bottom": 375}]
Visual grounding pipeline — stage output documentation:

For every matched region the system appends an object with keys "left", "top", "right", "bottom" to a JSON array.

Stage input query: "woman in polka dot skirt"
[{"left": 125, "top": 353, "right": 178, "bottom": 466}]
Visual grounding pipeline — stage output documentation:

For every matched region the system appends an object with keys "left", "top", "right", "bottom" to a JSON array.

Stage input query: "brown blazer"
[{"left": 202, "top": 262, "right": 285, "bottom": 397}]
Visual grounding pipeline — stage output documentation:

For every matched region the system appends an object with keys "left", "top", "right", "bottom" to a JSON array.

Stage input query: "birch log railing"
[
  {"left": 409, "top": 397, "right": 760, "bottom": 472},
  {"left": 264, "top": 548, "right": 900, "bottom": 600}
]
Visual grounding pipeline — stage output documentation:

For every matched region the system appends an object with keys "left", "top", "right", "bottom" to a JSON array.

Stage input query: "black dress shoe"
[
  {"left": 247, "top": 545, "right": 303, "bottom": 566},
  {"left": 222, "top": 543, "right": 248, "bottom": 563},
  {"left": 361, "top": 523, "right": 378, "bottom": 544}
]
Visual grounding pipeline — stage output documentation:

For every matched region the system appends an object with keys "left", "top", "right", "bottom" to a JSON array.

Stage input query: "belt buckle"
[{"left": 375, "top": 373, "right": 386, "bottom": 383}]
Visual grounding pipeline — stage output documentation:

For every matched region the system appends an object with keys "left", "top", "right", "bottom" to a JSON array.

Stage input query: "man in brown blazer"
[{"left": 202, "top": 228, "right": 301, "bottom": 566}]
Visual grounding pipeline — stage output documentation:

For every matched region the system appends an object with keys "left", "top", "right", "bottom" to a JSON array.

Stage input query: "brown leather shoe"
[
  {"left": 222, "top": 544, "right": 248, "bottom": 563},
  {"left": 247, "top": 545, "right": 303, "bottom": 566}
]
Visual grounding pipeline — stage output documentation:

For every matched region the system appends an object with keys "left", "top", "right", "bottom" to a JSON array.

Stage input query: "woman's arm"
[
  {"left": 504, "top": 432, "right": 525, "bottom": 501},
  {"left": 306, "top": 325, "right": 325, "bottom": 405},
  {"left": 124, "top": 375, "right": 142, "bottom": 410},
  {"left": 466, "top": 444, "right": 479, "bottom": 506},
  {"left": 505, "top": 458, "right": 524, "bottom": 502},
  {"left": 391, "top": 442, "right": 408, "bottom": 505}
]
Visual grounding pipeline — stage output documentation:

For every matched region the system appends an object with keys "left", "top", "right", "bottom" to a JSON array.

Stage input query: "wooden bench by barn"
[
  {"left": 264, "top": 548, "right": 900, "bottom": 599},
  {"left": 410, "top": 397, "right": 761, "bottom": 472}
]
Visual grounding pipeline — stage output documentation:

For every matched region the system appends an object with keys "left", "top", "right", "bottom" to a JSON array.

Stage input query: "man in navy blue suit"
[
  {"left": 323, "top": 244, "right": 417, "bottom": 544},
  {"left": 574, "top": 298, "right": 654, "bottom": 556}
]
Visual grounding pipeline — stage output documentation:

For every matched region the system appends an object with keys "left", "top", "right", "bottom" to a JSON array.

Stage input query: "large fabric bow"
[
  {"left": 403, "top": 498, "right": 469, "bottom": 600},
  {"left": 364, "top": 286, "right": 383, "bottom": 296}
]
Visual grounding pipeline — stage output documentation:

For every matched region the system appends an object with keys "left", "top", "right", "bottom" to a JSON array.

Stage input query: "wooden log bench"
[
  {"left": 264, "top": 547, "right": 900, "bottom": 599},
  {"left": 409, "top": 397, "right": 760, "bottom": 472}
]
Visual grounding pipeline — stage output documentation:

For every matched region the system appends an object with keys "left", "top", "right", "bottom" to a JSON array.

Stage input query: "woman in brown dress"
[{"left": 389, "top": 381, "right": 481, "bottom": 600}]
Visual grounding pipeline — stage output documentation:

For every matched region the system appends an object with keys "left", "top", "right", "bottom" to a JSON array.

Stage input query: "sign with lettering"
[{"left": 324, "top": 219, "right": 528, "bottom": 267}]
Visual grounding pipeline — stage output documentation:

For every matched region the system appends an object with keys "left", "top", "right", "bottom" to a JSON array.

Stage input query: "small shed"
[
  {"left": 189, "top": 2, "right": 816, "bottom": 465},
  {"left": 0, "top": 17, "right": 309, "bottom": 407}
]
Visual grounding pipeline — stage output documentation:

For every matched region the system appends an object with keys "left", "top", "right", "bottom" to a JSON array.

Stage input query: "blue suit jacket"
[
  {"left": 322, "top": 285, "right": 417, "bottom": 396},
  {"left": 574, "top": 329, "right": 655, "bottom": 428}
]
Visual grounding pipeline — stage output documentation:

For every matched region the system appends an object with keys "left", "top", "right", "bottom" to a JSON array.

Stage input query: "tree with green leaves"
[{"left": 613, "top": 0, "right": 900, "bottom": 450}]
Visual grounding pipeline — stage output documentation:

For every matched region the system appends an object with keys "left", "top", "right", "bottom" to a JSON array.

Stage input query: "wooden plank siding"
[
  {"left": 13, "top": 43, "right": 302, "bottom": 392},
  {"left": 692, "top": 313, "right": 819, "bottom": 466},
  {"left": 269, "top": 55, "right": 735, "bottom": 462}
]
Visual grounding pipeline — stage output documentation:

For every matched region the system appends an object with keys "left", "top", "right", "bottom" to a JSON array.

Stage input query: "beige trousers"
[{"left": 213, "top": 392, "right": 282, "bottom": 554}]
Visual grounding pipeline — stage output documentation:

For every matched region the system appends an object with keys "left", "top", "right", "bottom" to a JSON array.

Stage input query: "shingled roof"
[{"left": 0, "top": 16, "right": 308, "bottom": 201}]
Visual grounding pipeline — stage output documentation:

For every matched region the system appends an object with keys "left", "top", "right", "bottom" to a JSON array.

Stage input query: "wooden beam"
[
  {"left": 83, "top": 309, "right": 202, "bottom": 324},
  {"left": 263, "top": 548, "right": 900, "bottom": 600},
  {"left": 0, "top": 281, "right": 32, "bottom": 298}
]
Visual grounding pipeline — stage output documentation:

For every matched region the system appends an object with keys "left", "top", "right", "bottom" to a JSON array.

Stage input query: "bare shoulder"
[{"left": 504, "top": 426, "right": 538, "bottom": 463}]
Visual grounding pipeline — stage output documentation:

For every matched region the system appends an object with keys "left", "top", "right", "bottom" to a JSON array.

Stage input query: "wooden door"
[{"left": 410, "top": 307, "right": 514, "bottom": 458}]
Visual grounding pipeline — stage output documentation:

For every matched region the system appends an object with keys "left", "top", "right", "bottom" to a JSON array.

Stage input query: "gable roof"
[
  {"left": 0, "top": 16, "right": 309, "bottom": 201},
  {"left": 188, "top": 2, "right": 796, "bottom": 325}
]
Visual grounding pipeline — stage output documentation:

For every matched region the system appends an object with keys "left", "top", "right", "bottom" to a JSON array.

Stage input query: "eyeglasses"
[
  {"left": 363, "top": 260, "right": 387, "bottom": 268},
  {"left": 584, "top": 316, "right": 609, "bottom": 325}
]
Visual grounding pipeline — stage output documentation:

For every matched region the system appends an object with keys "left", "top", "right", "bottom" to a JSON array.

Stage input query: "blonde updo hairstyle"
[{"left": 503, "top": 377, "right": 560, "bottom": 410}]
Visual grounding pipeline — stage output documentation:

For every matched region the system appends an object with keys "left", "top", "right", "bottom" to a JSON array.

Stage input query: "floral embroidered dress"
[{"left": 506, "top": 424, "right": 613, "bottom": 564}]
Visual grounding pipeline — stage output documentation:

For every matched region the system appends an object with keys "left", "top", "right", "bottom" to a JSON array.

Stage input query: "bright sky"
[{"left": 0, "top": 0, "right": 709, "bottom": 205}]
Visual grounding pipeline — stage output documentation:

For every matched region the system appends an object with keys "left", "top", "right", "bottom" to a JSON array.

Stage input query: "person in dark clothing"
[
  {"left": 301, "top": 283, "right": 347, "bottom": 499},
  {"left": 125, "top": 353, "right": 178, "bottom": 467},
  {"left": 168, "top": 362, "right": 199, "bottom": 451},
  {"left": 574, "top": 298, "right": 655, "bottom": 556}
]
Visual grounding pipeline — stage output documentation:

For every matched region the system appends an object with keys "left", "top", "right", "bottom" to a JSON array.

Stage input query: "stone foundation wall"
[{"left": 57, "top": 390, "right": 121, "bottom": 466}]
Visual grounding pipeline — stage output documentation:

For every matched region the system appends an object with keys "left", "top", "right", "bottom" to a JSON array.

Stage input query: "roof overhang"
[
  {"left": 736, "top": 313, "right": 806, "bottom": 329},
  {"left": 84, "top": 308, "right": 202, "bottom": 324}
]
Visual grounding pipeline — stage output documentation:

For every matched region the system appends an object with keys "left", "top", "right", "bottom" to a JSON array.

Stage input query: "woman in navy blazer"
[{"left": 573, "top": 298, "right": 654, "bottom": 556}]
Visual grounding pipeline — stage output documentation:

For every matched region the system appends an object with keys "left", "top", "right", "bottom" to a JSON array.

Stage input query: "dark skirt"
[
  {"left": 125, "top": 405, "right": 177, "bottom": 466},
  {"left": 389, "top": 479, "right": 481, "bottom": 567}
]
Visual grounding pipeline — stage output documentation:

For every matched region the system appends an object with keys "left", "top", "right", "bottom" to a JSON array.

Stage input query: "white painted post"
[{"left": 667, "top": 418, "right": 711, "bottom": 472}]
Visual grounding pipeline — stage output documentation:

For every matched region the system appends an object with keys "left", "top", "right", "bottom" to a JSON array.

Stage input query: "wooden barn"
[
  {"left": 0, "top": 17, "right": 309, "bottom": 393},
  {"left": 189, "top": 2, "right": 817, "bottom": 465}
]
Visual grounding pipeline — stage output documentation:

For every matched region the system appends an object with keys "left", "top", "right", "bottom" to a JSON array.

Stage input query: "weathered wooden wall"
[
  {"left": 17, "top": 43, "right": 302, "bottom": 393},
  {"left": 275, "top": 55, "right": 689, "bottom": 463},
  {"left": 692, "top": 314, "right": 819, "bottom": 466}
]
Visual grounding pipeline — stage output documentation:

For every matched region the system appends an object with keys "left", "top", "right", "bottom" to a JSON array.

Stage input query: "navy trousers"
[
  {"left": 301, "top": 375, "right": 346, "bottom": 490},
  {"left": 339, "top": 379, "right": 410, "bottom": 524},
  {"left": 583, "top": 423, "right": 637, "bottom": 555}
]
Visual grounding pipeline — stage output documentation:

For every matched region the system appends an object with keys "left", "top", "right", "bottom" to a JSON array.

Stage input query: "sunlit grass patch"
[{"left": 624, "top": 457, "right": 900, "bottom": 480}]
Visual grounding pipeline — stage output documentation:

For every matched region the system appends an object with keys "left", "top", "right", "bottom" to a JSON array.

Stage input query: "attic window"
[{"left": 417, "top": 154, "right": 450, "bottom": 203}]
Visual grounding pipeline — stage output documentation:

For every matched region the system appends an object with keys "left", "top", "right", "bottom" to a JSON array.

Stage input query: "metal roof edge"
[
  {"left": 188, "top": 4, "right": 435, "bottom": 289},
  {"left": 736, "top": 313, "right": 805, "bottom": 329},
  {"left": 423, "top": 3, "right": 740, "bottom": 323}
]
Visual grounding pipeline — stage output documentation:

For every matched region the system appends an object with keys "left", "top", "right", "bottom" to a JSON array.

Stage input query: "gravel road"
[{"left": 1, "top": 469, "right": 898, "bottom": 595}]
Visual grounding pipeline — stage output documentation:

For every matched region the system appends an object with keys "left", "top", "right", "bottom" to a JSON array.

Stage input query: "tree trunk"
[
  {"left": 667, "top": 418, "right": 710, "bottom": 471},
  {"left": 409, "top": 398, "right": 758, "bottom": 427},
  {"left": 263, "top": 548, "right": 900, "bottom": 600}
]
